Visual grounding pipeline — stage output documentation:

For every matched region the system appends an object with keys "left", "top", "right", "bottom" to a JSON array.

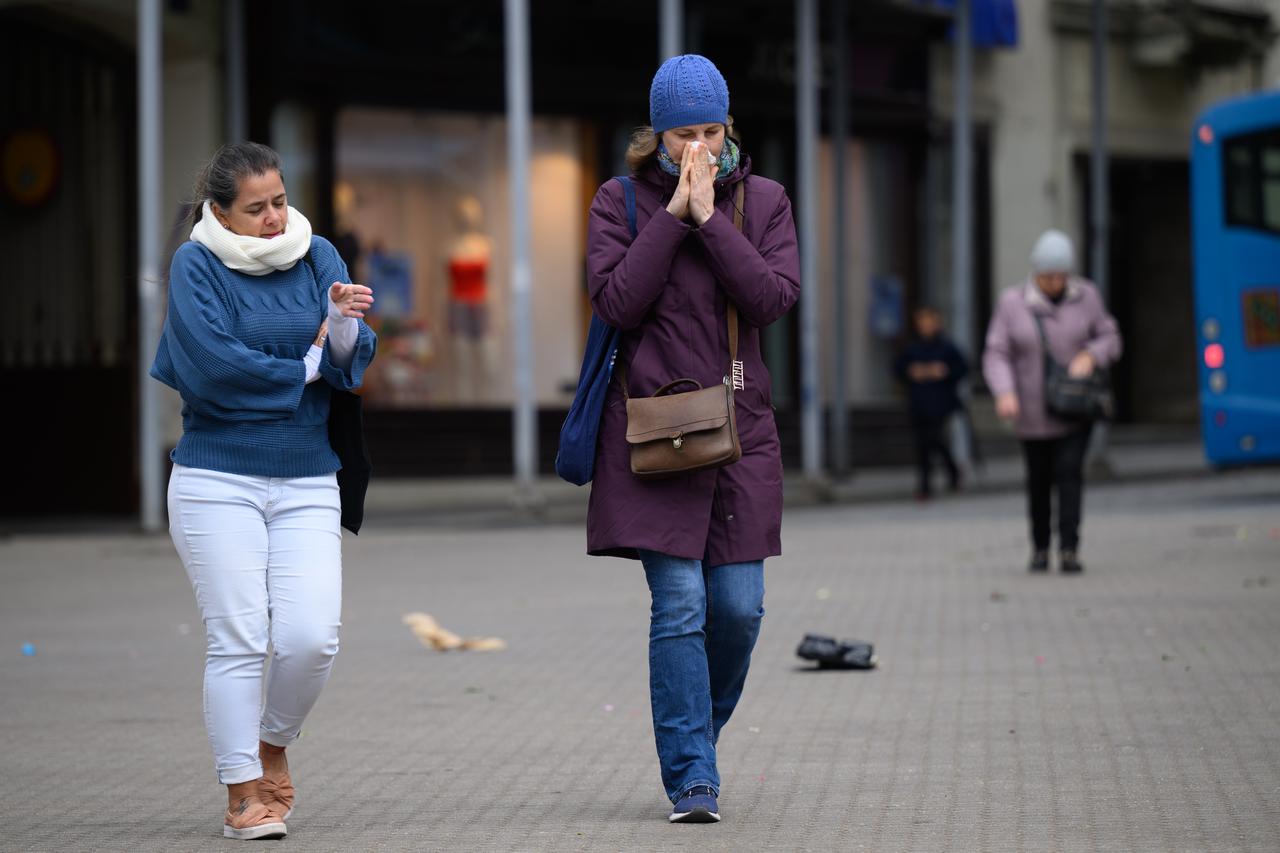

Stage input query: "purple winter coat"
[
  {"left": 584, "top": 156, "right": 801, "bottom": 564},
  {"left": 983, "top": 277, "right": 1123, "bottom": 439}
]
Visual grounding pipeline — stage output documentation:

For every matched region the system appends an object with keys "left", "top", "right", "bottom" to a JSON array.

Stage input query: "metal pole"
[
  {"left": 659, "top": 0, "right": 683, "bottom": 62},
  {"left": 1090, "top": 0, "right": 1109, "bottom": 300},
  {"left": 225, "top": 0, "right": 247, "bottom": 143},
  {"left": 950, "top": 0, "right": 974, "bottom": 471},
  {"left": 505, "top": 0, "right": 537, "bottom": 493},
  {"left": 830, "top": 0, "right": 850, "bottom": 476},
  {"left": 138, "top": 0, "right": 164, "bottom": 531},
  {"left": 1089, "top": 0, "right": 1112, "bottom": 468},
  {"left": 796, "top": 0, "right": 823, "bottom": 479}
]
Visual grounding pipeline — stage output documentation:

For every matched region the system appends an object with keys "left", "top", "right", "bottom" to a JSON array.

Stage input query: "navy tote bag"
[{"left": 555, "top": 176, "right": 637, "bottom": 485}]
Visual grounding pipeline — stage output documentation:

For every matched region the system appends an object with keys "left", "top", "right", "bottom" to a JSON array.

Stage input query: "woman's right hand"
[
  {"left": 995, "top": 392, "right": 1020, "bottom": 421},
  {"left": 666, "top": 143, "right": 693, "bottom": 220},
  {"left": 313, "top": 319, "right": 328, "bottom": 348}
]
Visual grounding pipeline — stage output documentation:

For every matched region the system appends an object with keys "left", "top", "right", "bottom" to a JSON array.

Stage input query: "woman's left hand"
[
  {"left": 330, "top": 283, "right": 374, "bottom": 318},
  {"left": 1068, "top": 350, "right": 1096, "bottom": 379},
  {"left": 687, "top": 142, "right": 718, "bottom": 226}
]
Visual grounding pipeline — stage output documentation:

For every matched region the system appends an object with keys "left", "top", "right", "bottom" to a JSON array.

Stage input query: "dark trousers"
[
  {"left": 1020, "top": 427, "right": 1090, "bottom": 552},
  {"left": 911, "top": 414, "right": 958, "bottom": 495}
]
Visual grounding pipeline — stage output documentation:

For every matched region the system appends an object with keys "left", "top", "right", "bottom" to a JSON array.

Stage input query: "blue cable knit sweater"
[{"left": 150, "top": 235, "right": 377, "bottom": 478}]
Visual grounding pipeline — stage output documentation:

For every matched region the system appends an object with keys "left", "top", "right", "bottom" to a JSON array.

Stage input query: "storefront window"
[
  {"left": 817, "top": 137, "right": 916, "bottom": 404},
  {"left": 334, "top": 108, "right": 588, "bottom": 409},
  {"left": 270, "top": 102, "right": 319, "bottom": 226}
]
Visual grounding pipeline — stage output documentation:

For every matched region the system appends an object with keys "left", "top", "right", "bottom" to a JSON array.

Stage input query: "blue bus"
[{"left": 1191, "top": 90, "right": 1280, "bottom": 466}]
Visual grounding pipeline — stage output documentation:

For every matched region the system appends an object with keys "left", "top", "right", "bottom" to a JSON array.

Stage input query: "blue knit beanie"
[{"left": 649, "top": 54, "right": 730, "bottom": 133}]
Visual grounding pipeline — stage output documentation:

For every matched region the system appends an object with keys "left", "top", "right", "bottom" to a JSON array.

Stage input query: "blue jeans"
[{"left": 639, "top": 550, "right": 765, "bottom": 802}]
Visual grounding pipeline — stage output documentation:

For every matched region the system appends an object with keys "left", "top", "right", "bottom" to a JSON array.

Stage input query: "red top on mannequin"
[{"left": 448, "top": 257, "right": 488, "bottom": 304}]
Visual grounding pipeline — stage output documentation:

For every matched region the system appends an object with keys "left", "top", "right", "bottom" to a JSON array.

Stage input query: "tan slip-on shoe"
[
  {"left": 258, "top": 768, "right": 295, "bottom": 820},
  {"left": 223, "top": 799, "right": 286, "bottom": 840}
]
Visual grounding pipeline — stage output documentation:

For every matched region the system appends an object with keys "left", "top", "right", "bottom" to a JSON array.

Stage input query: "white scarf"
[{"left": 190, "top": 201, "right": 313, "bottom": 276}]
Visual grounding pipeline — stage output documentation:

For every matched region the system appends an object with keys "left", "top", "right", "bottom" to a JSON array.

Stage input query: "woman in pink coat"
[{"left": 983, "top": 230, "right": 1122, "bottom": 574}]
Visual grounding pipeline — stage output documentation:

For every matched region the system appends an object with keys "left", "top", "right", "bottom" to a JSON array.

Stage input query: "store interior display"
[
  {"left": 334, "top": 108, "right": 586, "bottom": 409},
  {"left": 446, "top": 195, "right": 497, "bottom": 403}
]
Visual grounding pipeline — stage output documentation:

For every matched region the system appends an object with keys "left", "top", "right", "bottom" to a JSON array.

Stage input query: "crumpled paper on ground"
[{"left": 401, "top": 612, "right": 507, "bottom": 652}]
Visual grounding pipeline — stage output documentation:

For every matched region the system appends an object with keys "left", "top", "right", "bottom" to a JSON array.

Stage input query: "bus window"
[
  {"left": 1225, "top": 143, "right": 1255, "bottom": 225},
  {"left": 1224, "top": 130, "right": 1280, "bottom": 234},
  {"left": 1265, "top": 144, "right": 1280, "bottom": 231}
]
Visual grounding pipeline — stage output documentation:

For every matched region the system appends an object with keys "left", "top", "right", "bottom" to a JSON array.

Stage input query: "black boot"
[
  {"left": 1029, "top": 550, "right": 1049, "bottom": 573},
  {"left": 1060, "top": 550, "right": 1084, "bottom": 574}
]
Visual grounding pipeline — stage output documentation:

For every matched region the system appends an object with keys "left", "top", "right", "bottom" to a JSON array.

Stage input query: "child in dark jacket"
[{"left": 894, "top": 307, "right": 969, "bottom": 499}]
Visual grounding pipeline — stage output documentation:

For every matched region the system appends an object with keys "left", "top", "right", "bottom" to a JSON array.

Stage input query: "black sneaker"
[
  {"left": 1029, "top": 550, "right": 1049, "bottom": 573},
  {"left": 1060, "top": 551, "right": 1084, "bottom": 574},
  {"left": 796, "top": 634, "right": 877, "bottom": 669},
  {"left": 669, "top": 786, "right": 720, "bottom": 823}
]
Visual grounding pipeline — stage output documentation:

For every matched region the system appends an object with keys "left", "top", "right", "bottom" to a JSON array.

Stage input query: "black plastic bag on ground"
[{"left": 796, "top": 634, "right": 877, "bottom": 669}]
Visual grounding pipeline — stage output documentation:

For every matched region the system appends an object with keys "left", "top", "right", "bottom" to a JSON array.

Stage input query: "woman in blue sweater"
[{"left": 151, "top": 142, "right": 376, "bottom": 840}]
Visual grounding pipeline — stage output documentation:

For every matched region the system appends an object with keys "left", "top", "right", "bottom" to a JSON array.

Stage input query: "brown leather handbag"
[{"left": 621, "top": 182, "right": 746, "bottom": 480}]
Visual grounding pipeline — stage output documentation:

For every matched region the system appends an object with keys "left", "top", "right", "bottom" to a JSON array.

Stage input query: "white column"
[
  {"left": 1090, "top": 0, "right": 1109, "bottom": 301},
  {"left": 796, "top": 0, "right": 823, "bottom": 480},
  {"left": 830, "top": 0, "right": 850, "bottom": 476},
  {"left": 225, "top": 0, "right": 247, "bottom": 143},
  {"left": 505, "top": 0, "right": 537, "bottom": 492},
  {"left": 950, "top": 0, "right": 974, "bottom": 471},
  {"left": 659, "top": 0, "right": 683, "bottom": 62},
  {"left": 1089, "top": 0, "right": 1112, "bottom": 467},
  {"left": 138, "top": 0, "right": 164, "bottom": 532}
]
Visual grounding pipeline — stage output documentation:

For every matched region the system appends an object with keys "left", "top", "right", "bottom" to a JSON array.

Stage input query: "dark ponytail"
[{"left": 186, "top": 141, "right": 284, "bottom": 231}]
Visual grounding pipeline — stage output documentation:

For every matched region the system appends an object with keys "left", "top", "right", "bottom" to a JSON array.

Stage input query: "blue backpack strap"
[
  {"left": 613, "top": 175, "right": 638, "bottom": 239},
  {"left": 554, "top": 177, "right": 633, "bottom": 486}
]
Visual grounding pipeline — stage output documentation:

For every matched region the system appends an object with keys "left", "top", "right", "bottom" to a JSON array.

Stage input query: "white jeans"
[{"left": 168, "top": 464, "right": 343, "bottom": 784}]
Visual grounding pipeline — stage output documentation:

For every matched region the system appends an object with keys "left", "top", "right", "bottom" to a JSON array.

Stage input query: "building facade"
[
  {"left": 930, "top": 0, "right": 1277, "bottom": 423},
  {"left": 1, "top": 0, "right": 225, "bottom": 515},
  {"left": 10, "top": 0, "right": 1272, "bottom": 518},
  {"left": 239, "top": 0, "right": 951, "bottom": 476}
]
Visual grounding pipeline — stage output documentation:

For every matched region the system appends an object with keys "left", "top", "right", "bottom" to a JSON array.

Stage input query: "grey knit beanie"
[{"left": 1030, "top": 229, "right": 1075, "bottom": 274}]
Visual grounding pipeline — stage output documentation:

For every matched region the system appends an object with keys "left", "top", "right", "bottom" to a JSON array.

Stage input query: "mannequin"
[
  {"left": 446, "top": 195, "right": 495, "bottom": 403},
  {"left": 331, "top": 181, "right": 362, "bottom": 279}
]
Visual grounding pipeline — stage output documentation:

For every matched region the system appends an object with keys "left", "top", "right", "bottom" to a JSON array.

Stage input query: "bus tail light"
[
  {"left": 1204, "top": 343, "right": 1224, "bottom": 369},
  {"left": 1214, "top": 410, "right": 1227, "bottom": 428}
]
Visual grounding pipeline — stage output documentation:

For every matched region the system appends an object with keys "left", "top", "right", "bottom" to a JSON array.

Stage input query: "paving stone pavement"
[{"left": 1, "top": 469, "right": 1278, "bottom": 852}]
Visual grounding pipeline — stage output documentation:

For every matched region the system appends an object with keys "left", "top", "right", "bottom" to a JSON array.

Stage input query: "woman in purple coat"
[
  {"left": 983, "top": 229, "right": 1122, "bottom": 575},
  {"left": 584, "top": 54, "right": 800, "bottom": 824}
]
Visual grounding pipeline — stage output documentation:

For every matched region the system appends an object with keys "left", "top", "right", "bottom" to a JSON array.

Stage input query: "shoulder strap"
[
  {"left": 613, "top": 176, "right": 638, "bottom": 239},
  {"left": 728, "top": 181, "right": 744, "bottom": 377},
  {"left": 1030, "top": 309, "right": 1057, "bottom": 370},
  {"left": 1030, "top": 310, "right": 1048, "bottom": 348}
]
